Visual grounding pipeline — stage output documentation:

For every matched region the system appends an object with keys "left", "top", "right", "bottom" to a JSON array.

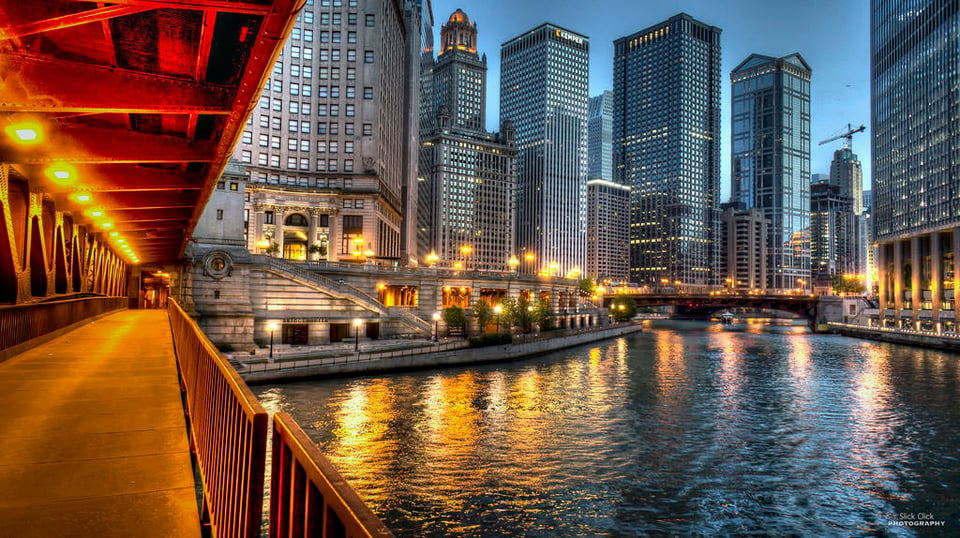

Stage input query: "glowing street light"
[
  {"left": 267, "top": 321, "right": 279, "bottom": 359},
  {"left": 460, "top": 244, "right": 473, "bottom": 271},
  {"left": 426, "top": 251, "right": 439, "bottom": 267},
  {"left": 353, "top": 318, "right": 363, "bottom": 351},
  {"left": 494, "top": 303, "right": 503, "bottom": 332},
  {"left": 432, "top": 311, "right": 441, "bottom": 341},
  {"left": 508, "top": 255, "right": 519, "bottom": 272}
]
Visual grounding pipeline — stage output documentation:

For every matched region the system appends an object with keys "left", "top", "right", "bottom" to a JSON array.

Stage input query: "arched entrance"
[{"left": 283, "top": 213, "right": 308, "bottom": 261}]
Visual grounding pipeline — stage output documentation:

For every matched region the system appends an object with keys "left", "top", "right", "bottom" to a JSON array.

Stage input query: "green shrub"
[
  {"left": 468, "top": 333, "right": 513, "bottom": 348},
  {"left": 254, "top": 339, "right": 268, "bottom": 349},
  {"left": 215, "top": 342, "right": 235, "bottom": 352}
]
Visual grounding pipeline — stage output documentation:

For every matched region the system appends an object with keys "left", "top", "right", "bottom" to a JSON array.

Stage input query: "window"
[
  {"left": 258, "top": 153, "right": 268, "bottom": 165},
  {"left": 318, "top": 104, "right": 327, "bottom": 116},
  {"left": 291, "top": 64, "right": 300, "bottom": 77},
  {"left": 301, "top": 102, "right": 311, "bottom": 115},
  {"left": 300, "top": 139, "right": 310, "bottom": 152},
  {"left": 285, "top": 214, "right": 309, "bottom": 226},
  {"left": 332, "top": 13, "right": 341, "bottom": 25},
  {"left": 273, "top": 98, "right": 282, "bottom": 111},
  {"left": 242, "top": 131, "right": 252, "bottom": 144},
  {"left": 344, "top": 159, "right": 354, "bottom": 171},
  {"left": 259, "top": 115, "right": 269, "bottom": 128},
  {"left": 316, "top": 159, "right": 326, "bottom": 171},
  {"left": 328, "top": 159, "right": 338, "bottom": 172},
  {"left": 272, "top": 79, "right": 282, "bottom": 92},
  {"left": 216, "top": 209, "right": 223, "bottom": 220},
  {"left": 329, "top": 141, "right": 338, "bottom": 153},
  {"left": 362, "top": 123, "right": 372, "bottom": 136},
  {"left": 289, "top": 120, "right": 298, "bottom": 131},
  {"left": 332, "top": 31, "right": 341, "bottom": 44},
  {"left": 290, "top": 83, "right": 300, "bottom": 96},
  {"left": 364, "top": 51, "right": 374, "bottom": 63},
  {"left": 331, "top": 87, "right": 340, "bottom": 98},
  {"left": 303, "top": 66, "right": 312, "bottom": 78},
  {"left": 301, "top": 121, "right": 310, "bottom": 133},
  {"left": 320, "top": 67, "right": 329, "bottom": 80},
  {"left": 300, "top": 158, "right": 309, "bottom": 170},
  {"left": 320, "top": 31, "right": 329, "bottom": 43},
  {"left": 271, "top": 135, "right": 280, "bottom": 148},
  {"left": 348, "top": 13, "right": 356, "bottom": 25},
  {"left": 304, "top": 10, "right": 313, "bottom": 23},
  {"left": 241, "top": 150, "right": 251, "bottom": 163},
  {"left": 329, "top": 123, "right": 339, "bottom": 135},
  {"left": 303, "top": 47, "right": 312, "bottom": 60},
  {"left": 302, "top": 84, "right": 312, "bottom": 97},
  {"left": 320, "top": 49, "right": 329, "bottom": 61},
  {"left": 217, "top": 181, "right": 225, "bottom": 190},
  {"left": 273, "top": 61, "right": 283, "bottom": 74},
  {"left": 331, "top": 50, "right": 340, "bottom": 61},
  {"left": 365, "top": 14, "right": 374, "bottom": 26},
  {"left": 287, "top": 157, "right": 297, "bottom": 169},
  {"left": 318, "top": 86, "right": 328, "bottom": 98},
  {"left": 291, "top": 45, "right": 300, "bottom": 58},
  {"left": 304, "top": 29, "right": 313, "bottom": 42},
  {"left": 289, "top": 101, "right": 299, "bottom": 114},
  {"left": 345, "top": 141, "right": 354, "bottom": 153},
  {"left": 330, "top": 104, "right": 339, "bottom": 117},
  {"left": 230, "top": 182, "right": 238, "bottom": 191},
  {"left": 317, "top": 123, "right": 327, "bottom": 135},
  {"left": 317, "top": 141, "right": 327, "bottom": 153},
  {"left": 265, "top": 211, "right": 275, "bottom": 224},
  {"left": 342, "top": 216, "right": 363, "bottom": 253},
  {"left": 347, "top": 50, "right": 356, "bottom": 62},
  {"left": 331, "top": 67, "right": 340, "bottom": 80},
  {"left": 346, "top": 86, "right": 355, "bottom": 98},
  {"left": 363, "top": 87, "right": 373, "bottom": 99},
  {"left": 259, "top": 96, "right": 269, "bottom": 109},
  {"left": 288, "top": 138, "right": 297, "bottom": 151},
  {"left": 321, "top": 12, "right": 329, "bottom": 24},
  {"left": 346, "top": 67, "right": 355, "bottom": 80},
  {"left": 345, "top": 104, "right": 355, "bottom": 117},
  {"left": 344, "top": 123, "right": 354, "bottom": 135},
  {"left": 347, "top": 31, "right": 356, "bottom": 44},
  {"left": 271, "top": 117, "right": 281, "bottom": 130},
  {"left": 292, "top": 27, "right": 301, "bottom": 40},
  {"left": 270, "top": 155, "right": 280, "bottom": 167}
]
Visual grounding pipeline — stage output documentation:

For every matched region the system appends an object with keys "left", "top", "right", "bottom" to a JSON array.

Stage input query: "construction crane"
[{"left": 818, "top": 123, "right": 865, "bottom": 149}]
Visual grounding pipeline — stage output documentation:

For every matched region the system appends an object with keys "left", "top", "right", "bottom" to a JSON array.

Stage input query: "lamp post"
[
  {"left": 352, "top": 236, "right": 364, "bottom": 263},
  {"left": 460, "top": 244, "right": 473, "bottom": 272},
  {"left": 432, "top": 312, "right": 441, "bottom": 341},
  {"left": 426, "top": 251, "right": 439, "bottom": 267},
  {"left": 494, "top": 304, "right": 503, "bottom": 332},
  {"left": 267, "top": 322, "right": 279, "bottom": 359},
  {"left": 353, "top": 318, "right": 362, "bottom": 351}
]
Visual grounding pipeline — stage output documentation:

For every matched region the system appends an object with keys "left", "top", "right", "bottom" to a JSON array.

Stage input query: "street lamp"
[
  {"left": 508, "top": 255, "right": 519, "bottom": 271},
  {"left": 353, "top": 318, "right": 362, "bottom": 351},
  {"left": 494, "top": 304, "right": 503, "bottom": 332},
  {"left": 460, "top": 244, "right": 473, "bottom": 271},
  {"left": 426, "top": 251, "right": 439, "bottom": 267},
  {"left": 267, "top": 322, "right": 279, "bottom": 359},
  {"left": 549, "top": 261, "right": 560, "bottom": 277},
  {"left": 352, "top": 236, "right": 364, "bottom": 263},
  {"left": 432, "top": 311, "right": 441, "bottom": 341}
]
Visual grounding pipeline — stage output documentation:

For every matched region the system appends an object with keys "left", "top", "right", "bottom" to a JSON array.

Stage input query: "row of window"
[
  {"left": 239, "top": 151, "right": 357, "bottom": 173},
  {"left": 295, "top": 11, "right": 374, "bottom": 26}
]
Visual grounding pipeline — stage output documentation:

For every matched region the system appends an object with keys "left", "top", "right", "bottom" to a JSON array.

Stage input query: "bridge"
[
  {"left": 606, "top": 293, "right": 821, "bottom": 323},
  {"left": 1, "top": 1, "right": 392, "bottom": 536}
]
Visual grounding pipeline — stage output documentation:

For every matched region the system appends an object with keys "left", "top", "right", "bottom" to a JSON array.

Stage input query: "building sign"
[{"left": 554, "top": 29, "right": 584, "bottom": 45}]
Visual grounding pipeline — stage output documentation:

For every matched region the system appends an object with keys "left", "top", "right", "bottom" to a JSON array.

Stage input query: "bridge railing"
[
  {"left": 0, "top": 295, "right": 127, "bottom": 362},
  {"left": 270, "top": 413, "right": 392, "bottom": 537},
  {"left": 167, "top": 299, "right": 392, "bottom": 537}
]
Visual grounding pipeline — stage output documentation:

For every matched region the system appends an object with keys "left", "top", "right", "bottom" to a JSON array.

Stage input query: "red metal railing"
[
  {"left": 271, "top": 413, "right": 392, "bottom": 538},
  {"left": 168, "top": 300, "right": 268, "bottom": 537},
  {"left": 167, "top": 299, "right": 392, "bottom": 537},
  {"left": 0, "top": 296, "right": 127, "bottom": 359}
]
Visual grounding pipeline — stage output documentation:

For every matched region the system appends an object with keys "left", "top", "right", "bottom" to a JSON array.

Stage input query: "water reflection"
[{"left": 257, "top": 321, "right": 960, "bottom": 536}]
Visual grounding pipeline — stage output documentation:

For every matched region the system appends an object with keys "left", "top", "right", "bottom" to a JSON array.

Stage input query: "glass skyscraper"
[
  {"left": 614, "top": 13, "right": 721, "bottom": 289},
  {"left": 872, "top": 0, "right": 960, "bottom": 331},
  {"left": 501, "top": 23, "right": 589, "bottom": 275},
  {"left": 731, "top": 53, "right": 811, "bottom": 292},
  {"left": 588, "top": 91, "right": 613, "bottom": 182}
]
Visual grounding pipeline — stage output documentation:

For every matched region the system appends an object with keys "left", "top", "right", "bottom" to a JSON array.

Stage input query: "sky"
[{"left": 426, "top": 0, "right": 872, "bottom": 201}]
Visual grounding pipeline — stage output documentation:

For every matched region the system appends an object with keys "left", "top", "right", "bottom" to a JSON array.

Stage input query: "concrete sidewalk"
[{"left": 0, "top": 310, "right": 200, "bottom": 537}]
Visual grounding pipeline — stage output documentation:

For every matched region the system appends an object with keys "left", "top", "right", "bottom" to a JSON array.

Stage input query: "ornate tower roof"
[{"left": 439, "top": 8, "right": 477, "bottom": 56}]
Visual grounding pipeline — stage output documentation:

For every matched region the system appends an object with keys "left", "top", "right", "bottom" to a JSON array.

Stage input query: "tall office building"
[
  {"left": 501, "top": 23, "right": 589, "bottom": 275},
  {"left": 588, "top": 91, "right": 614, "bottom": 182},
  {"left": 236, "top": 0, "right": 418, "bottom": 264},
  {"left": 418, "top": 9, "right": 517, "bottom": 271},
  {"left": 872, "top": 0, "right": 960, "bottom": 331},
  {"left": 587, "top": 180, "right": 630, "bottom": 283},
  {"left": 415, "top": 0, "right": 435, "bottom": 258},
  {"left": 731, "top": 53, "right": 811, "bottom": 291},
  {"left": 614, "top": 13, "right": 722, "bottom": 289},
  {"left": 720, "top": 202, "right": 768, "bottom": 292},
  {"left": 810, "top": 181, "right": 853, "bottom": 280},
  {"left": 830, "top": 147, "right": 864, "bottom": 215}
]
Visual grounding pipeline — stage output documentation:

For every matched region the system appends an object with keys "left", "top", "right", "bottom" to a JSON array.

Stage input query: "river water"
[{"left": 255, "top": 320, "right": 960, "bottom": 536}]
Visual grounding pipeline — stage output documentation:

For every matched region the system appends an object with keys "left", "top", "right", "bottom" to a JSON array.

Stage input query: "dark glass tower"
[
  {"left": 731, "top": 53, "right": 811, "bottom": 292},
  {"left": 614, "top": 13, "right": 721, "bottom": 289},
  {"left": 501, "top": 23, "right": 590, "bottom": 275},
  {"left": 872, "top": 0, "right": 960, "bottom": 331}
]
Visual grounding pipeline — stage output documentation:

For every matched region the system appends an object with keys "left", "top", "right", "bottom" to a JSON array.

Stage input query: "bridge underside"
[{"left": 608, "top": 295, "right": 819, "bottom": 321}]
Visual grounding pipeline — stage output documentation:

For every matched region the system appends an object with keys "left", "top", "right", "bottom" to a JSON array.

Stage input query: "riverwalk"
[
  {"left": 0, "top": 310, "right": 200, "bottom": 537},
  {"left": 830, "top": 322, "right": 960, "bottom": 352},
  {"left": 237, "top": 323, "right": 645, "bottom": 383}
]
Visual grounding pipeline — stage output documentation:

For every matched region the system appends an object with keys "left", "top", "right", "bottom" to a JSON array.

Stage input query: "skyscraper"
[
  {"left": 731, "top": 53, "right": 811, "bottom": 292},
  {"left": 588, "top": 91, "right": 614, "bottom": 182},
  {"left": 501, "top": 23, "right": 589, "bottom": 275},
  {"left": 587, "top": 180, "right": 630, "bottom": 283},
  {"left": 614, "top": 13, "right": 721, "bottom": 289},
  {"left": 237, "top": 0, "right": 418, "bottom": 265},
  {"left": 830, "top": 147, "right": 864, "bottom": 215},
  {"left": 418, "top": 9, "right": 517, "bottom": 271},
  {"left": 872, "top": 0, "right": 960, "bottom": 331}
]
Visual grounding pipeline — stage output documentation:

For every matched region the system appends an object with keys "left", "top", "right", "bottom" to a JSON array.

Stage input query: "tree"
[
  {"left": 532, "top": 298, "right": 555, "bottom": 331},
  {"left": 500, "top": 295, "right": 533, "bottom": 333},
  {"left": 578, "top": 276, "right": 596, "bottom": 295},
  {"left": 831, "top": 274, "right": 866, "bottom": 295},
  {"left": 473, "top": 299, "right": 493, "bottom": 332},
  {"left": 609, "top": 295, "right": 637, "bottom": 322},
  {"left": 308, "top": 243, "right": 327, "bottom": 257},
  {"left": 264, "top": 242, "right": 280, "bottom": 257},
  {"left": 442, "top": 306, "right": 467, "bottom": 336}
]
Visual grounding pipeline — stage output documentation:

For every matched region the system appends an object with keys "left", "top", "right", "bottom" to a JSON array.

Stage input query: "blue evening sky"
[{"left": 426, "top": 0, "right": 872, "bottom": 201}]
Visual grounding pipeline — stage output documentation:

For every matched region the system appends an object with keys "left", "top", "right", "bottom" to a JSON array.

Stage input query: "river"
[{"left": 255, "top": 320, "right": 960, "bottom": 536}]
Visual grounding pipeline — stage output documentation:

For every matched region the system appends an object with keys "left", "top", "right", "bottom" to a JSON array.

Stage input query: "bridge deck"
[{"left": 0, "top": 310, "right": 200, "bottom": 537}]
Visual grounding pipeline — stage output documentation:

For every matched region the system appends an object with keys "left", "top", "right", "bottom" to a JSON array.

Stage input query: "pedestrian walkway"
[{"left": 0, "top": 310, "right": 200, "bottom": 537}]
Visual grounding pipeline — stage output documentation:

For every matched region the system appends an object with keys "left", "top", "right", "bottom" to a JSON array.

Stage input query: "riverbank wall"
[
  {"left": 241, "top": 323, "right": 644, "bottom": 384},
  {"left": 829, "top": 322, "right": 960, "bottom": 352}
]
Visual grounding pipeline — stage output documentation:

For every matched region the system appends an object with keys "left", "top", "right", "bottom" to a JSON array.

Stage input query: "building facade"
[
  {"left": 501, "top": 23, "right": 590, "bottom": 276},
  {"left": 614, "top": 13, "right": 722, "bottom": 289},
  {"left": 588, "top": 91, "right": 614, "bottom": 182},
  {"left": 731, "top": 53, "right": 811, "bottom": 292},
  {"left": 720, "top": 202, "right": 768, "bottom": 292},
  {"left": 587, "top": 179, "right": 630, "bottom": 283},
  {"left": 810, "top": 180, "right": 853, "bottom": 280},
  {"left": 234, "top": 0, "right": 418, "bottom": 265},
  {"left": 418, "top": 9, "right": 517, "bottom": 271},
  {"left": 872, "top": 0, "right": 960, "bottom": 331}
]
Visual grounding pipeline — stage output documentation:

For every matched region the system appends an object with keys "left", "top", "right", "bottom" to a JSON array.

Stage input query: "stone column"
[
  {"left": 894, "top": 240, "right": 903, "bottom": 321},
  {"left": 253, "top": 203, "right": 265, "bottom": 250},
  {"left": 328, "top": 209, "right": 339, "bottom": 260},
  {"left": 954, "top": 229, "right": 960, "bottom": 331},
  {"left": 911, "top": 236, "right": 921, "bottom": 328},
  {"left": 274, "top": 207, "right": 285, "bottom": 258},
  {"left": 307, "top": 208, "right": 319, "bottom": 261},
  {"left": 877, "top": 243, "right": 887, "bottom": 315},
  {"left": 931, "top": 233, "right": 942, "bottom": 329}
]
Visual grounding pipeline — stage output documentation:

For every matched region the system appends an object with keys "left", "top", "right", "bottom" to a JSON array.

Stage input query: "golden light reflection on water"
[
  {"left": 711, "top": 329, "right": 745, "bottom": 407},
  {"left": 329, "top": 380, "right": 399, "bottom": 488}
]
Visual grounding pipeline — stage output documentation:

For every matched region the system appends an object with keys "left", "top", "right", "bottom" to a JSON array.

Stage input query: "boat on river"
[{"left": 720, "top": 311, "right": 735, "bottom": 325}]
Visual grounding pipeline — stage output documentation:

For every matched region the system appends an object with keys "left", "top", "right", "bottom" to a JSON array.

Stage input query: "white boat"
[{"left": 720, "top": 311, "right": 735, "bottom": 325}]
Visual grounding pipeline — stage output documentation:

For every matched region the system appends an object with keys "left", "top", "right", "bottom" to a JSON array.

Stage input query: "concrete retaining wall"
[
  {"left": 243, "top": 324, "right": 645, "bottom": 384},
  {"left": 831, "top": 323, "right": 960, "bottom": 352}
]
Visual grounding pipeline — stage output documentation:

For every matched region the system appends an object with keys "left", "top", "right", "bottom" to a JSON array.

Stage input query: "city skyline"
[{"left": 428, "top": 0, "right": 872, "bottom": 201}]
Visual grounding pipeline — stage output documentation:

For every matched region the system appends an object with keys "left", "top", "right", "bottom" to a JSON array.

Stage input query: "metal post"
[{"left": 269, "top": 329, "right": 274, "bottom": 359}]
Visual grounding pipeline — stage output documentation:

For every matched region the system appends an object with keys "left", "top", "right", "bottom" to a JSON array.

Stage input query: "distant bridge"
[{"left": 605, "top": 293, "right": 820, "bottom": 323}]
